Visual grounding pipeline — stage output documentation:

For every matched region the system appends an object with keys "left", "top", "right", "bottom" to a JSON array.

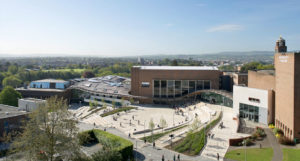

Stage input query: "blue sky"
[{"left": 0, "top": 0, "right": 300, "bottom": 57}]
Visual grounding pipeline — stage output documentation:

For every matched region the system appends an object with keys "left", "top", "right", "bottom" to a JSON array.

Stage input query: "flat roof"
[
  {"left": 19, "top": 98, "right": 46, "bottom": 103},
  {"left": 133, "top": 66, "right": 219, "bottom": 70},
  {"left": 0, "top": 104, "right": 28, "bottom": 119},
  {"left": 32, "top": 79, "right": 68, "bottom": 83},
  {"left": 71, "top": 75, "right": 131, "bottom": 96}
]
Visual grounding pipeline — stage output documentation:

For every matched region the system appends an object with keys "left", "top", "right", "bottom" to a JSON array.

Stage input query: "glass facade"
[
  {"left": 153, "top": 80, "right": 211, "bottom": 98},
  {"left": 239, "top": 103, "right": 259, "bottom": 122},
  {"left": 199, "top": 92, "right": 233, "bottom": 108}
]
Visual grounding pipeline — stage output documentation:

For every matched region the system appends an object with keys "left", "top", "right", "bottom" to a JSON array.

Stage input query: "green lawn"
[
  {"left": 225, "top": 148, "right": 273, "bottom": 161},
  {"left": 44, "top": 68, "right": 86, "bottom": 72},
  {"left": 283, "top": 148, "right": 300, "bottom": 161}
]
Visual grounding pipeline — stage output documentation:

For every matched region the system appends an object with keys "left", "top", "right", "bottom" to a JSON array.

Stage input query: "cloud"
[{"left": 206, "top": 24, "right": 243, "bottom": 32}]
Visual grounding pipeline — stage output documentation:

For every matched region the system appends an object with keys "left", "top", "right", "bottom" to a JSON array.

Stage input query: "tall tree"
[
  {"left": 149, "top": 118, "right": 155, "bottom": 142},
  {"left": 2, "top": 76, "right": 22, "bottom": 87},
  {"left": 10, "top": 96, "right": 80, "bottom": 161},
  {"left": 0, "top": 86, "right": 22, "bottom": 107}
]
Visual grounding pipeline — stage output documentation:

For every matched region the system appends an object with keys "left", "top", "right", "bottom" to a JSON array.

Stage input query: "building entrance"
[{"left": 239, "top": 103, "right": 259, "bottom": 122}]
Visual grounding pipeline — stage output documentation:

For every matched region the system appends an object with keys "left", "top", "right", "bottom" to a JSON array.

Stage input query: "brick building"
[{"left": 131, "top": 66, "right": 222, "bottom": 104}]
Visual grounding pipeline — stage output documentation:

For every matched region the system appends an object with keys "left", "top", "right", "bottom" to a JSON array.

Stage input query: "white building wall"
[
  {"left": 233, "top": 85, "right": 269, "bottom": 125},
  {"left": 18, "top": 98, "right": 46, "bottom": 112}
]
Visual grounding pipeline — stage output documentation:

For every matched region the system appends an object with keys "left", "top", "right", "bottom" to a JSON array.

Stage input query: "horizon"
[{"left": 1, "top": 0, "right": 300, "bottom": 57}]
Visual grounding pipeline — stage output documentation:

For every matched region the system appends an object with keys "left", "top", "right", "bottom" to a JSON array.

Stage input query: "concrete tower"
[{"left": 275, "top": 36, "right": 287, "bottom": 53}]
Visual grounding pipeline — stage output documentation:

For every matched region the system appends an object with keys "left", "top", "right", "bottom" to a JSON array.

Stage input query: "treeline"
[
  {"left": 218, "top": 62, "right": 274, "bottom": 72},
  {"left": 0, "top": 64, "right": 81, "bottom": 88}
]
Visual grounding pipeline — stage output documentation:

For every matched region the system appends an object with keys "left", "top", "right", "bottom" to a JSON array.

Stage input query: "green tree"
[
  {"left": 2, "top": 76, "right": 22, "bottom": 87},
  {"left": 10, "top": 96, "right": 80, "bottom": 161},
  {"left": 171, "top": 59, "right": 178, "bottom": 66},
  {"left": 149, "top": 118, "right": 155, "bottom": 142},
  {"left": 101, "top": 98, "right": 107, "bottom": 109},
  {"left": 0, "top": 86, "right": 22, "bottom": 107},
  {"left": 8, "top": 65, "right": 18, "bottom": 74},
  {"left": 159, "top": 116, "right": 168, "bottom": 132}
]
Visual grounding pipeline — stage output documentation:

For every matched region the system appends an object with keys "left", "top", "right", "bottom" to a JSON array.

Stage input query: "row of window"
[
  {"left": 276, "top": 119, "right": 293, "bottom": 136},
  {"left": 153, "top": 80, "right": 211, "bottom": 98}
]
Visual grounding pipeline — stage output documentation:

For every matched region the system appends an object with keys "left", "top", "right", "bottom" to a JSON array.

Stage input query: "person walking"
[
  {"left": 177, "top": 154, "right": 180, "bottom": 161},
  {"left": 217, "top": 153, "right": 219, "bottom": 160},
  {"left": 162, "top": 155, "right": 165, "bottom": 161},
  {"left": 173, "top": 154, "right": 176, "bottom": 161}
]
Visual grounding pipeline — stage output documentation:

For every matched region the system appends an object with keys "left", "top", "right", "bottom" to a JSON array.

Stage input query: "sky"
[{"left": 0, "top": 0, "right": 300, "bottom": 57}]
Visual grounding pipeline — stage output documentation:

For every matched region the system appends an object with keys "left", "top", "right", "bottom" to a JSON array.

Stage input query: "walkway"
[
  {"left": 78, "top": 122, "right": 214, "bottom": 161},
  {"left": 265, "top": 128, "right": 283, "bottom": 161},
  {"left": 200, "top": 106, "right": 249, "bottom": 161}
]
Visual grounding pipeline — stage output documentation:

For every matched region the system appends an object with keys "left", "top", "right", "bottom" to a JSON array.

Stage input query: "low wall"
[{"left": 229, "top": 136, "right": 251, "bottom": 146}]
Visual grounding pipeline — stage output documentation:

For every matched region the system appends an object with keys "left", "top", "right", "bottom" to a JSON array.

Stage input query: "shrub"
[
  {"left": 78, "top": 130, "right": 97, "bottom": 146},
  {"left": 256, "top": 128, "right": 266, "bottom": 137},
  {"left": 251, "top": 133, "right": 258, "bottom": 140},
  {"left": 279, "top": 136, "right": 295, "bottom": 145},
  {"left": 244, "top": 138, "right": 253, "bottom": 146},
  {"left": 268, "top": 124, "right": 275, "bottom": 129},
  {"left": 273, "top": 128, "right": 283, "bottom": 135}
]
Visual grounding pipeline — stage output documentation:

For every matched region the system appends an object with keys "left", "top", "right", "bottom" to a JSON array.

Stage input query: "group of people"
[{"left": 161, "top": 154, "right": 180, "bottom": 161}]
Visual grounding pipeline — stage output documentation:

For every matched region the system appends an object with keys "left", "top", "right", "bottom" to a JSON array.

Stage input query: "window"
[
  {"left": 189, "top": 81, "right": 196, "bottom": 93},
  {"left": 204, "top": 80, "right": 210, "bottom": 89},
  {"left": 154, "top": 80, "right": 160, "bottom": 98},
  {"left": 182, "top": 80, "right": 189, "bottom": 95},
  {"left": 249, "top": 97, "right": 260, "bottom": 103},
  {"left": 175, "top": 81, "right": 181, "bottom": 97},
  {"left": 161, "top": 80, "right": 167, "bottom": 98},
  {"left": 167, "top": 80, "right": 175, "bottom": 98},
  {"left": 196, "top": 80, "right": 203, "bottom": 90},
  {"left": 141, "top": 82, "right": 150, "bottom": 87}
]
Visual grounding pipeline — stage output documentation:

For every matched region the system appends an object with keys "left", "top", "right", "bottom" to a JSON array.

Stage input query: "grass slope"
[
  {"left": 283, "top": 148, "right": 300, "bottom": 161},
  {"left": 225, "top": 148, "right": 273, "bottom": 161}
]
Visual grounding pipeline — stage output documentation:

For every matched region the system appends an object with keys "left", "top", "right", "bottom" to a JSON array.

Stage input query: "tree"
[
  {"left": 112, "top": 100, "right": 116, "bottom": 110},
  {"left": 2, "top": 76, "right": 22, "bottom": 87},
  {"left": 121, "top": 97, "right": 125, "bottom": 107},
  {"left": 82, "top": 71, "right": 95, "bottom": 78},
  {"left": 0, "top": 86, "right": 22, "bottom": 107},
  {"left": 8, "top": 65, "right": 18, "bottom": 74},
  {"left": 189, "top": 117, "right": 200, "bottom": 132},
  {"left": 159, "top": 116, "right": 168, "bottom": 132},
  {"left": 171, "top": 59, "right": 178, "bottom": 66},
  {"left": 10, "top": 96, "right": 80, "bottom": 161},
  {"left": 129, "top": 97, "right": 134, "bottom": 105},
  {"left": 149, "top": 118, "right": 155, "bottom": 142},
  {"left": 93, "top": 99, "right": 98, "bottom": 108},
  {"left": 101, "top": 98, "right": 107, "bottom": 109}
]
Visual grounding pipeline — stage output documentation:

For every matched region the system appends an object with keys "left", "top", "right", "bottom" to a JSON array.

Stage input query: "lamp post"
[
  {"left": 173, "top": 111, "right": 175, "bottom": 126},
  {"left": 144, "top": 120, "right": 146, "bottom": 138}
]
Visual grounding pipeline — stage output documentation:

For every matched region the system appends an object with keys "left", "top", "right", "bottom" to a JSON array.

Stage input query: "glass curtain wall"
[
  {"left": 153, "top": 79, "right": 211, "bottom": 98},
  {"left": 239, "top": 103, "right": 259, "bottom": 122},
  {"left": 154, "top": 80, "right": 160, "bottom": 98},
  {"left": 161, "top": 80, "right": 167, "bottom": 98},
  {"left": 175, "top": 81, "right": 181, "bottom": 97},
  {"left": 167, "top": 80, "right": 175, "bottom": 98}
]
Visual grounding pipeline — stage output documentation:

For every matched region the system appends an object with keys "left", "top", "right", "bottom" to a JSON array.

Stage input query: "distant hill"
[{"left": 141, "top": 51, "right": 275, "bottom": 63}]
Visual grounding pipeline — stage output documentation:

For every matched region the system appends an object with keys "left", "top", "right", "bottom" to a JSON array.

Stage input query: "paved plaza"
[{"left": 70, "top": 103, "right": 249, "bottom": 161}]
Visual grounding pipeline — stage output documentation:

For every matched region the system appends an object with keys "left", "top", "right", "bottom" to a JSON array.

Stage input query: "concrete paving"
[{"left": 200, "top": 106, "right": 249, "bottom": 161}]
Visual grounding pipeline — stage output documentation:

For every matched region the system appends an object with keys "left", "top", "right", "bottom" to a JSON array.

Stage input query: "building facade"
[
  {"left": 30, "top": 79, "right": 70, "bottom": 89},
  {"left": 131, "top": 66, "right": 222, "bottom": 103},
  {"left": 18, "top": 98, "right": 46, "bottom": 112},
  {"left": 274, "top": 50, "right": 300, "bottom": 140},
  {"left": 233, "top": 85, "right": 273, "bottom": 125}
]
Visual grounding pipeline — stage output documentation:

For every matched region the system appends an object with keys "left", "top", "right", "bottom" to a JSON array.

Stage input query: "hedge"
[
  {"left": 100, "top": 107, "right": 136, "bottom": 117},
  {"left": 172, "top": 112, "right": 222, "bottom": 155},
  {"left": 79, "top": 129, "right": 133, "bottom": 161}
]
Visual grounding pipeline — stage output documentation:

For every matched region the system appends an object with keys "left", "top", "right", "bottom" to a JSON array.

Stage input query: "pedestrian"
[
  {"left": 162, "top": 154, "right": 165, "bottom": 161},
  {"left": 217, "top": 153, "right": 219, "bottom": 160},
  {"left": 177, "top": 154, "right": 180, "bottom": 161},
  {"left": 120, "top": 122, "right": 122, "bottom": 127},
  {"left": 153, "top": 142, "right": 155, "bottom": 148},
  {"left": 144, "top": 139, "right": 146, "bottom": 144},
  {"left": 128, "top": 133, "right": 131, "bottom": 138},
  {"left": 260, "top": 143, "right": 262, "bottom": 149},
  {"left": 173, "top": 154, "right": 176, "bottom": 161},
  {"left": 104, "top": 128, "right": 106, "bottom": 131},
  {"left": 93, "top": 122, "right": 96, "bottom": 127}
]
